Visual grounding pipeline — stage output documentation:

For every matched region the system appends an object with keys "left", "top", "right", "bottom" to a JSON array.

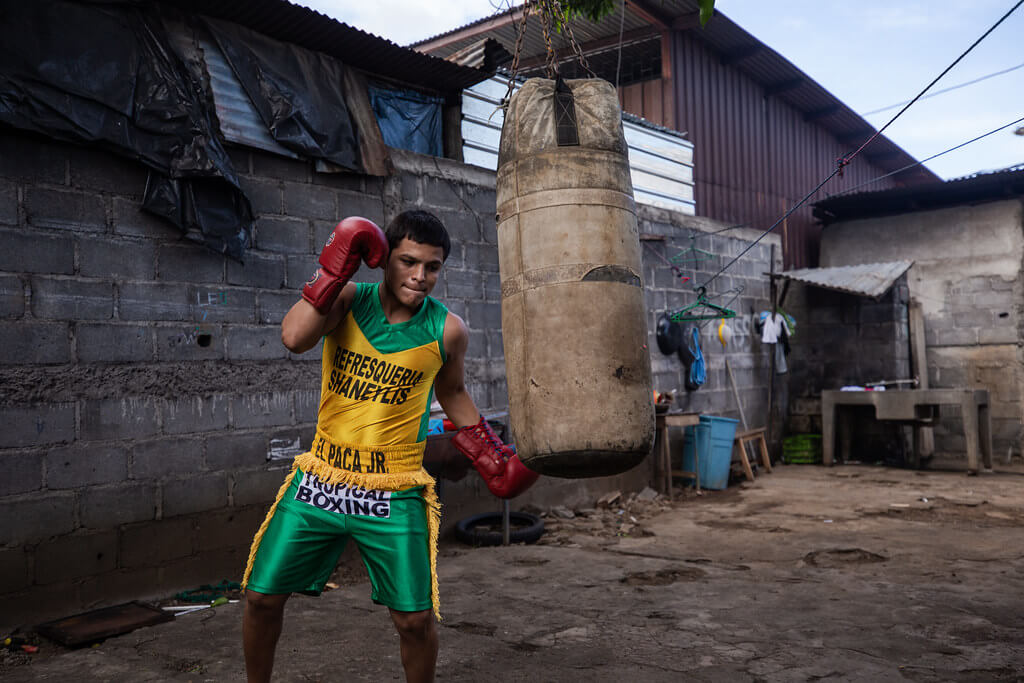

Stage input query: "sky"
[{"left": 297, "top": 0, "right": 1024, "bottom": 180}]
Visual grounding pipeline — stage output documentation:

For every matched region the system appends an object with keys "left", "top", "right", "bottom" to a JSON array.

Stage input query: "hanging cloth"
[{"left": 685, "top": 327, "right": 706, "bottom": 390}]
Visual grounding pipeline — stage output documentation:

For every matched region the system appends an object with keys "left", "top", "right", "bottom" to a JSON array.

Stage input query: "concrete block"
[
  {"left": 226, "top": 325, "right": 288, "bottom": 361},
  {"left": 0, "top": 132, "right": 66, "bottom": 183},
  {"left": 155, "top": 323, "right": 225, "bottom": 362},
  {"left": 112, "top": 197, "right": 179, "bottom": 238},
  {"left": 251, "top": 150, "right": 310, "bottom": 182},
  {"left": 46, "top": 443, "right": 128, "bottom": 489},
  {"left": 0, "top": 547, "right": 30, "bottom": 593},
  {"left": 35, "top": 530, "right": 118, "bottom": 584},
  {"left": 989, "top": 277, "right": 1015, "bottom": 291},
  {"left": 467, "top": 329, "right": 486, "bottom": 358},
  {"left": 232, "top": 391, "right": 293, "bottom": 429},
  {"left": 285, "top": 253, "right": 319, "bottom": 288},
  {"left": 227, "top": 252, "right": 286, "bottom": 289},
  {"left": 158, "top": 244, "right": 225, "bottom": 284},
  {"left": 25, "top": 187, "right": 107, "bottom": 232},
  {"left": 400, "top": 174, "right": 420, "bottom": 203},
  {"left": 0, "top": 321, "right": 71, "bottom": 364},
  {"left": 162, "top": 395, "right": 230, "bottom": 435},
  {"left": 188, "top": 286, "right": 256, "bottom": 324},
  {"left": 953, "top": 310, "right": 991, "bottom": 329},
  {"left": 79, "top": 236, "right": 156, "bottom": 280},
  {"left": 441, "top": 268, "right": 481, "bottom": 299},
  {"left": 334, "top": 191, "right": 385, "bottom": 227},
  {"left": 440, "top": 209, "right": 482, "bottom": 245},
  {"left": 76, "top": 323, "right": 154, "bottom": 363},
  {"left": 81, "top": 397, "right": 160, "bottom": 441},
  {"left": 80, "top": 482, "right": 159, "bottom": 529},
  {"left": 160, "top": 546, "right": 247, "bottom": 596},
  {"left": 256, "top": 290, "right": 296, "bottom": 325},
  {"left": 120, "top": 517, "right": 194, "bottom": 567},
  {"left": 30, "top": 276, "right": 113, "bottom": 320},
  {"left": 0, "top": 183, "right": 16, "bottom": 226},
  {"left": 0, "top": 274, "right": 24, "bottom": 318},
  {"left": 467, "top": 301, "right": 502, "bottom": 331},
  {"left": 0, "top": 451, "right": 44, "bottom": 496},
  {"left": 284, "top": 182, "right": 337, "bottom": 221},
  {"left": 484, "top": 273, "right": 501, "bottom": 300},
  {"left": 486, "top": 329, "right": 505, "bottom": 361},
  {"left": 0, "top": 228, "right": 75, "bottom": 274},
  {"left": 195, "top": 506, "right": 267, "bottom": 552},
  {"left": 205, "top": 431, "right": 268, "bottom": 470},
  {"left": 68, "top": 146, "right": 148, "bottom": 198},
  {"left": 227, "top": 145, "right": 251, "bottom": 174},
  {"left": 162, "top": 473, "right": 229, "bottom": 518},
  {"left": 312, "top": 168, "right": 365, "bottom": 194},
  {"left": 119, "top": 281, "right": 191, "bottom": 321},
  {"left": 0, "top": 403, "right": 76, "bottom": 448},
  {"left": 233, "top": 466, "right": 293, "bottom": 506},
  {"left": 294, "top": 389, "right": 319, "bottom": 425},
  {"left": 77, "top": 566, "right": 164, "bottom": 611},
  {"left": 255, "top": 215, "right": 310, "bottom": 253},
  {"left": 0, "top": 492, "right": 77, "bottom": 544},
  {"left": 131, "top": 436, "right": 206, "bottom": 479},
  {"left": 238, "top": 176, "right": 283, "bottom": 215},
  {"left": 979, "top": 328, "right": 1018, "bottom": 345},
  {"left": 934, "top": 328, "right": 978, "bottom": 346}
]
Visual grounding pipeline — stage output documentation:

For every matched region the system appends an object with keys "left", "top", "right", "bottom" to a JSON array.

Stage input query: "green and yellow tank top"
[{"left": 317, "top": 281, "right": 448, "bottom": 449}]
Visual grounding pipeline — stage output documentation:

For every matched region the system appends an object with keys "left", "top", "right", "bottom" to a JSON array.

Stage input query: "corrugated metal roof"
[
  {"left": 777, "top": 261, "right": 914, "bottom": 299},
  {"left": 814, "top": 164, "right": 1024, "bottom": 223},
  {"left": 410, "top": 1, "right": 936, "bottom": 184},
  {"left": 160, "top": 0, "right": 491, "bottom": 92}
]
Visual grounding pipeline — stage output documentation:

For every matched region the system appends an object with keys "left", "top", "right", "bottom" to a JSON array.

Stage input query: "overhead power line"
[
  {"left": 861, "top": 61, "right": 1024, "bottom": 117},
  {"left": 827, "top": 114, "right": 1024, "bottom": 198}
]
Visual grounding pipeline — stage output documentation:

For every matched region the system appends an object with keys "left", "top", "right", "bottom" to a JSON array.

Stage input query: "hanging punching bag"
[{"left": 496, "top": 77, "right": 654, "bottom": 478}]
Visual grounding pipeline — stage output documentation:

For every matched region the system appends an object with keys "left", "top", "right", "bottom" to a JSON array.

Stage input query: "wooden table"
[
  {"left": 655, "top": 412, "right": 701, "bottom": 497},
  {"left": 821, "top": 389, "right": 992, "bottom": 473}
]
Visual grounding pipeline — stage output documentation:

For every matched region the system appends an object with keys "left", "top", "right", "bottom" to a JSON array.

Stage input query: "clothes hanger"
[
  {"left": 669, "top": 233, "right": 715, "bottom": 265},
  {"left": 670, "top": 286, "right": 738, "bottom": 322}
]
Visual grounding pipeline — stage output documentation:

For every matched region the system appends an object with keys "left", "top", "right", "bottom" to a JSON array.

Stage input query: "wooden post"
[{"left": 767, "top": 244, "right": 777, "bottom": 451}]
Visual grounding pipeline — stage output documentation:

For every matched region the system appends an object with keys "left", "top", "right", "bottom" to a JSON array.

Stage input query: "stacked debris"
[{"left": 530, "top": 487, "right": 688, "bottom": 547}]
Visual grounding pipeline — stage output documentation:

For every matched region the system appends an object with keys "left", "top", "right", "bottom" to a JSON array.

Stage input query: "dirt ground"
[{"left": 4, "top": 463, "right": 1024, "bottom": 682}]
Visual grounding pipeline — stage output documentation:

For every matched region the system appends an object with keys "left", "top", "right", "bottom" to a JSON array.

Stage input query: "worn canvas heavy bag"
[{"left": 496, "top": 77, "right": 654, "bottom": 477}]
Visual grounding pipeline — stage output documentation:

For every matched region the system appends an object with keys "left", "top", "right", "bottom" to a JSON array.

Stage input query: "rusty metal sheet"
[{"left": 776, "top": 261, "right": 914, "bottom": 299}]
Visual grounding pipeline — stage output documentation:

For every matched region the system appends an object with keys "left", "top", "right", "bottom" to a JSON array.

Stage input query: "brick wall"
[{"left": 0, "top": 129, "right": 775, "bottom": 629}]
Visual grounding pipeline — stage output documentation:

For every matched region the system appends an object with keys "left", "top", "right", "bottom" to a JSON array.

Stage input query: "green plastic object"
[
  {"left": 782, "top": 434, "right": 822, "bottom": 464},
  {"left": 670, "top": 287, "right": 737, "bottom": 322}
]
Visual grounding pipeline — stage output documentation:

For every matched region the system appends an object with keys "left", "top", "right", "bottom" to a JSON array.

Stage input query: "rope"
[
  {"left": 840, "top": 0, "right": 1024, "bottom": 167},
  {"left": 700, "top": 0, "right": 1024, "bottom": 292},
  {"left": 825, "top": 114, "right": 1024, "bottom": 198}
]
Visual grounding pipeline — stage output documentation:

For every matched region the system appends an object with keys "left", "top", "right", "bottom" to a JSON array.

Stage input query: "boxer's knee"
[{"left": 390, "top": 608, "right": 435, "bottom": 641}]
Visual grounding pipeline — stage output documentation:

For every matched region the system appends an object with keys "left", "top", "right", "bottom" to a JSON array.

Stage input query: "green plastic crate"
[{"left": 783, "top": 434, "right": 822, "bottom": 464}]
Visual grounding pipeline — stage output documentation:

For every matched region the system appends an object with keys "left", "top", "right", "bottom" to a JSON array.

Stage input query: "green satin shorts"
[{"left": 245, "top": 468, "right": 432, "bottom": 613}]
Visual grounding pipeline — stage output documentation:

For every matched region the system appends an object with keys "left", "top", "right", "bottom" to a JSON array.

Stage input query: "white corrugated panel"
[{"left": 462, "top": 76, "right": 695, "bottom": 215}]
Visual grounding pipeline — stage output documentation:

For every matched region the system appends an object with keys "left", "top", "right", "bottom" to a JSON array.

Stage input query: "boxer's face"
[{"left": 384, "top": 237, "right": 444, "bottom": 309}]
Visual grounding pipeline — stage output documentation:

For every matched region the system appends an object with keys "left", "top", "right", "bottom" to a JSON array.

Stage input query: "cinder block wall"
[
  {"left": 784, "top": 277, "right": 913, "bottom": 461},
  {"left": 0, "top": 130, "right": 775, "bottom": 629}
]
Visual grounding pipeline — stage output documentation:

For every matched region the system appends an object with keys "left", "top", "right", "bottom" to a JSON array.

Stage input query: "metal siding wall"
[{"left": 658, "top": 30, "right": 902, "bottom": 269}]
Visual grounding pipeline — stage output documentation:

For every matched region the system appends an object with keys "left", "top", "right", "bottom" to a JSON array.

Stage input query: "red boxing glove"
[
  {"left": 302, "top": 217, "right": 388, "bottom": 314},
  {"left": 452, "top": 416, "right": 540, "bottom": 499}
]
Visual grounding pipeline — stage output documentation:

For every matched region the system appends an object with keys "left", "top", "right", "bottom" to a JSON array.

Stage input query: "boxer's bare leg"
[
  {"left": 389, "top": 608, "right": 438, "bottom": 683},
  {"left": 243, "top": 590, "right": 289, "bottom": 683}
]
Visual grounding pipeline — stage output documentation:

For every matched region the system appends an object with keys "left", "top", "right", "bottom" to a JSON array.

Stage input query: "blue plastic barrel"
[{"left": 682, "top": 415, "right": 740, "bottom": 490}]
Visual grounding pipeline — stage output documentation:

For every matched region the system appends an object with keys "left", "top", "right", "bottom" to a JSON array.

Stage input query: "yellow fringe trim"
[
  {"left": 241, "top": 443, "right": 443, "bottom": 621},
  {"left": 241, "top": 461, "right": 299, "bottom": 590}
]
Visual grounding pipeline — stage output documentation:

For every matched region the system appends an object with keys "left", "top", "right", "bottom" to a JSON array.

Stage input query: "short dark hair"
[{"left": 385, "top": 210, "right": 451, "bottom": 261}]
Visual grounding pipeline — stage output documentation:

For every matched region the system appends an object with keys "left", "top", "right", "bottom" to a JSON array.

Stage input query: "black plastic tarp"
[
  {"left": 204, "top": 17, "right": 361, "bottom": 172},
  {"left": 0, "top": 0, "right": 252, "bottom": 259},
  {"left": 368, "top": 85, "right": 442, "bottom": 157}
]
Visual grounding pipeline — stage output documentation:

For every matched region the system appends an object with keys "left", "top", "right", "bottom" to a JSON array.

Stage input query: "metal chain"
[
  {"left": 502, "top": 2, "right": 533, "bottom": 110},
  {"left": 537, "top": 0, "right": 558, "bottom": 78},
  {"left": 551, "top": 0, "right": 595, "bottom": 78}
]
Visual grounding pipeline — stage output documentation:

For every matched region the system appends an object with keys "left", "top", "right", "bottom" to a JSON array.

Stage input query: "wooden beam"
[
  {"left": 414, "top": 7, "right": 526, "bottom": 54},
  {"left": 763, "top": 78, "right": 804, "bottom": 97},
  {"left": 720, "top": 44, "right": 762, "bottom": 66},
  {"left": 672, "top": 11, "right": 701, "bottom": 30},
  {"left": 803, "top": 105, "right": 840, "bottom": 122},
  {"left": 516, "top": 27, "right": 659, "bottom": 70},
  {"left": 625, "top": 0, "right": 671, "bottom": 30}
]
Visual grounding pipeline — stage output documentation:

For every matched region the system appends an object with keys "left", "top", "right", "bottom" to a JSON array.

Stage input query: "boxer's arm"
[
  {"left": 432, "top": 312, "right": 479, "bottom": 428},
  {"left": 438, "top": 313, "right": 539, "bottom": 499},
  {"left": 281, "top": 283, "right": 357, "bottom": 353}
]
